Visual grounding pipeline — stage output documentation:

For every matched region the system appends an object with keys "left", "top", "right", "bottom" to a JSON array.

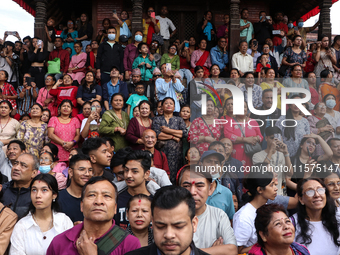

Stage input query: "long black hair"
[
  {"left": 296, "top": 177, "right": 340, "bottom": 246},
  {"left": 57, "top": 99, "right": 74, "bottom": 118},
  {"left": 283, "top": 94, "right": 302, "bottom": 140},
  {"left": 28, "top": 174, "right": 60, "bottom": 214},
  {"left": 81, "top": 71, "right": 97, "bottom": 93}
]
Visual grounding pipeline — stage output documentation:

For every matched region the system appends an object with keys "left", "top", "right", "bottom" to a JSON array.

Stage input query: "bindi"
[
  {"left": 138, "top": 199, "right": 141, "bottom": 206},
  {"left": 191, "top": 181, "right": 195, "bottom": 185}
]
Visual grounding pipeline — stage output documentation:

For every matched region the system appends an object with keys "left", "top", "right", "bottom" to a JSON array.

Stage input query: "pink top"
[
  {"left": 68, "top": 52, "right": 87, "bottom": 84},
  {"left": 190, "top": 50, "right": 212, "bottom": 69},
  {"left": 48, "top": 116, "right": 80, "bottom": 161},
  {"left": 36, "top": 87, "right": 55, "bottom": 108}
]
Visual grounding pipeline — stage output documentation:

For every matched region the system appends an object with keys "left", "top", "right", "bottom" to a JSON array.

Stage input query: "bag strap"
[
  {"left": 201, "top": 117, "right": 215, "bottom": 139},
  {"left": 96, "top": 225, "right": 129, "bottom": 255},
  {"left": 0, "top": 205, "right": 7, "bottom": 215},
  {"left": 232, "top": 118, "right": 246, "bottom": 137}
]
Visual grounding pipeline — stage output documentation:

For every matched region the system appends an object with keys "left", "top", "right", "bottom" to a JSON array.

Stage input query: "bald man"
[{"left": 142, "top": 129, "right": 169, "bottom": 175}]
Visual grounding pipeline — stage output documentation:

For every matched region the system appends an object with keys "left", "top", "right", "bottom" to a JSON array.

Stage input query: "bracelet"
[
  {"left": 63, "top": 142, "right": 66, "bottom": 146},
  {"left": 284, "top": 153, "right": 290, "bottom": 157},
  {"left": 265, "top": 156, "right": 271, "bottom": 162},
  {"left": 171, "top": 136, "right": 174, "bottom": 140},
  {"left": 72, "top": 140, "right": 77, "bottom": 145}
]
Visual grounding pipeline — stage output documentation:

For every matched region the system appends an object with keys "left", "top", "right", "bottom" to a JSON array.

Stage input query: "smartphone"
[
  {"left": 37, "top": 39, "right": 43, "bottom": 48},
  {"left": 307, "top": 147, "right": 312, "bottom": 158},
  {"left": 91, "top": 106, "right": 96, "bottom": 112},
  {"left": 274, "top": 133, "right": 282, "bottom": 141},
  {"left": 272, "top": 30, "right": 281, "bottom": 35},
  {"left": 7, "top": 31, "right": 16, "bottom": 36},
  {"left": 150, "top": 12, "right": 156, "bottom": 19},
  {"left": 26, "top": 77, "right": 35, "bottom": 87},
  {"left": 113, "top": 9, "right": 117, "bottom": 14},
  {"left": 166, "top": 63, "right": 171, "bottom": 72},
  {"left": 185, "top": 42, "right": 189, "bottom": 48},
  {"left": 266, "top": 16, "right": 271, "bottom": 20},
  {"left": 325, "top": 47, "right": 329, "bottom": 51}
]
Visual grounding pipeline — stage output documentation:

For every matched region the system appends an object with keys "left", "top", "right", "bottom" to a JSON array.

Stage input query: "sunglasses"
[{"left": 153, "top": 74, "right": 162, "bottom": 77}]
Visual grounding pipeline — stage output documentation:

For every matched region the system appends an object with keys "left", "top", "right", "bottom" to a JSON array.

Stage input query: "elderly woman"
[
  {"left": 99, "top": 93, "right": 129, "bottom": 152},
  {"left": 307, "top": 102, "right": 334, "bottom": 156},
  {"left": 152, "top": 97, "right": 188, "bottom": 183},
  {"left": 67, "top": 42, "right": 87, "bottom": 84},
  {"left": 241, "top": 72, "right": 263, "bottom": 108},
  {"left": 76, "top": 71, "right": 102, "bottom": 108},
  {"left": 49, "top": 74, "right": 78, "bottom": 117},
  {"left": 275, "top": 95, "right": 310, "bottom": 157},
  {"left": 224, "top": 101, "right": 263, "bottom": 166},
  {"left": 0, "top": 100, "right": 20, "bottom": 151},
  {"left": 17, "top": 103, "right": 50, "bottom": 157},
  {"left": 282, "top": 64, "right": 310, "bottom": 96},
  {"left": 47, "top": 99, "right": 81, "bottom": 162},
  {"left": 291, "top": 178, "right": 340, "bottom": 254},
  {"left": 189, "top": 98, "right": 222, "bottom": 155},
  {"left": 36, "top": 74, "right": 55, "bottom": 110},
  {"left": 126, "top": 100, "right": 153, "bottom": 150},
  {"left": 281, "top": 35, "right": 307, "bottom": 77},
  {"left": 190, "top": 39, "right": 212, "bottom": 77},
  {"left": 248, "top": 204, "right": 310, "bottom": 255},
  {"left": 260, "top": 68, "right": 285, "bottom": 109}
]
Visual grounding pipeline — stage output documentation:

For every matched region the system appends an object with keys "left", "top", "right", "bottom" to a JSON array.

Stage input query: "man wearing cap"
[
  {"left": 178, "top": 164, "right": 237, "bottom": 255},
  {"left": 119, "top": 35, "right": 129, "bottom": 50},
  {"left": 102, "top": 66, "right": 129, "bottom": 110},
  {"left": 200, "top": 150, "right": 235, "bottom": 220},
  {"left": 96, "top": 26, "right": 124, "bottom": 85}
]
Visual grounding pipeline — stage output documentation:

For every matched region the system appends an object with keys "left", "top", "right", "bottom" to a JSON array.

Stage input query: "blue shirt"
[
  {"left": 206, "top": 181, "right": 235, "bottom": 220},
  {"left": 105, "top": 80, "right": 120, "bottom": 109},
  {"left": 210, "top": 45, "right": 229, "bottom": 70},
  {"left": 156, "top": 78, "right": 184, "bottom": 113},
  {"left": 126, "top": 94, "right": 148, "bottom": 119},
  {"left": 76, "top": 84, "right": 102, "bottom": 102}
]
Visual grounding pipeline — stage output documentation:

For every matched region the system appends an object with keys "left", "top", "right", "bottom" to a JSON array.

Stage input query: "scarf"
[
  {"left": 248, "top": 242, "right": 310, "bottom": 255},
  {"left": 203, "top": 22, "right": 213, "bottom": 41}
]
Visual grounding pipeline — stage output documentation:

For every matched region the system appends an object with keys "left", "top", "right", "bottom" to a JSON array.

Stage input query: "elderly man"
[
  {"left": 142, "top": 129, "right": 169, "bottom": 174},
  {"left": 47, "top": 176, "right": 141, "bottom": 255},
  {"left": 210, "top": 37, "right": 229, "bottom": 77},
  {"left": 1, "top": 153, "right": 38, "bottom": 219},
  {"left": 231, "top": 41, "right": 253, "bottom": 76},
  {"left": 126, "top": 186, "right": 209, "bottom": 255}
]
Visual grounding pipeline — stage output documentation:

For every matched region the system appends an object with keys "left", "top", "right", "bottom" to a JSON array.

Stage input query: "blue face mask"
[
  {"left": 108, "top": 34, "right": 116, "bottom": 41},
  {"left": 135, "top": 34, "right": 143, "bottom": 42},
  {"left": 288, "top": 23, "right": 294, "bottom": 29},
  {"left": 298, "top": 22, "right": 304, "bottom": 28},
  {"left": 260, "top": 16, "right": 264, "bottom": 21},
  {"left": 121, "top": 44, "right": 126, "bottom": 49},
  {"left": 326, "top": 99, "right": 336, "bottom": 109},
  {"left": 39, "top": 165, "right": 51, "bottom": 174}
]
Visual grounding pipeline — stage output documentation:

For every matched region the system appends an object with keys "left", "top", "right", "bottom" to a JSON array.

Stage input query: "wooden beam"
[{"left": 229, "top": 0, "right": 240, "bottom": 63}]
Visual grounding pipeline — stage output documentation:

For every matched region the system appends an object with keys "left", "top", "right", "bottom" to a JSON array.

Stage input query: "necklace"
[
  {"left": 32, "top": 213, "right": 53, "bottom": 240},
  {"left": 0, "top": 117, "right": 10, "bottom": 133},
  {"left": 140, "top": 117, "right": 151, "bottom": 128}
]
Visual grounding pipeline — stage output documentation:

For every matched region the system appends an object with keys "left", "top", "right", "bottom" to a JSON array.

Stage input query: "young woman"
[
  {"left": 60, "top": 19, "right": 78, "bottom": 57},
  {"left": 67, "top": 42, "right": 87, "bottom": 84},
  {"left": 306, "top": 72, "right": 319, "bottom": 105},
  {"left": 196, "top": 11, "right": 217, "bottom": 51},
  {"left": 313, "top": 34, "right": 337, "bottom": 78},
  {"left": 233, "top": 167, "right": 278, "bottom": 254},
  {"left": 76, "top": 71, "right": 102, "bottom": 108},
  {"left": 188, "top": 65, "right": 205, "bottom": 121},
  {"left": 80, "top": 100, "right": 102, "bottom": 140},
  {"left": 9, "top": 174, "right": 73, "bottom": 255},
  {"left": 96, "top": 18, "right": 111, "bottom": 44},
  {"left": 126, "top": 100, "right": 153, "bottom": 150},
  {"left": 39, "top": 151, "right": 67, "bottom": 190},
  {"left": 99, "top": 93, "right": 130, "bottom": 152},
  {"left": 126, "top": 194, "right": 153, "bottom": 247},
  {"left": 36, "top": 75, "right": 56, "bottom": 111},
  {"left": 0, "top": 100, "right": 20, "bottom": 150},
  {"left": 47, "top": 99, "right": 81, "bottom": 162},
  {"left": 17, "top": 103, "right": 50, "bottom": 157},
  {"left": 185, "top": 146, "right": 200, "bottom": 165},
  {"left": 179, "top": 105, "right": 191, "bottom": 160},
  {"left": 142, "top": 7, "right": 160, "bottom": 45},
  {"left": 75, "top": 13, "right": 93, "bottom": 52},
  {"left": 292, "top": 178, "right": 340, "bottom": 254},
  {"left": 113, "top": 10, "right": 132, "bottom": 42},
  {"left": 0, "top": 70, "right": 18, "bottom": 115},
  {"left": 86, "top": 40, "right": 99, "bottom": 72}
]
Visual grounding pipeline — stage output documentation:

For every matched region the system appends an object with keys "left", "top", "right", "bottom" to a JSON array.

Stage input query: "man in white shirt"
[
  {"left": 179, "top": 166, "right": 237, "bottom": 255},
  {"left": 231, "top": 40, "right": 253, "bottom": 76},
  {"left": 156, "top": 6, "right": 177, "bottom": 54}
]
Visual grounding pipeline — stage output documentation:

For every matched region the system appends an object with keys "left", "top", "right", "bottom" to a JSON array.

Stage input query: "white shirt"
[
  {"left": 155, "top": 16, "right": 176, "bottom": 40},
  {"left": 233, "top": 202, "right": 257, "bottom": 247},
  {"left": 80, "top": 118, "right": 101, "bottom": 140},
  {"left": 9, "top": 211, "right": 73, "bottom": 255},
  {"left": 231, "top": 52, "right": 253, "bottom": 73},
  {"left": 0, "top": 141, "right": 12, "bottom": 181},
  {"left": 292, "top": 213, "right": 340, "bottom": 255},
  {"left": 193, "top": 204, "right": 237, "bottom": 248}
]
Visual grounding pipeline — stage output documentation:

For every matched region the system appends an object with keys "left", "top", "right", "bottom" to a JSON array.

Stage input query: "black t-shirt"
[
  {"left": 58, "top": 189, "right": 83, "bottom": 223},
  {"left": 102, "top": 169, "right": 114, "bottom": 182},
  {"left": 114, "top": 186, "right": 153, "bottom": 229}
]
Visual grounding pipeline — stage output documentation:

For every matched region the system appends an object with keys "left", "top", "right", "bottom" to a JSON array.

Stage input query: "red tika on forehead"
[{"left": 192, "top": 181, "right": 195, "bottom": 185}]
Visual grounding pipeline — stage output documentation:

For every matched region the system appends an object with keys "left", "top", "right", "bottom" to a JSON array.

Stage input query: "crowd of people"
[{"left": 0, "top": 5, "right": 340, "bottom": 255}]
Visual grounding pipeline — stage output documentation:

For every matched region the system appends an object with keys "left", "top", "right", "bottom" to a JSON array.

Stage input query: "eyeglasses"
[
  {"left": 318, "top": 105, "right": 326, "bottom": 109},
  {"left": 220, "top": 40, "right": 226, "bottom": 43},
  {"left": 304, "top": 187, "right": 326, "bottom": 197},
  {"left": 327, "top": 181, "right": 340, "bottom": 188},
  {"left": 306, "top": 141, "right": 316, "bottom": 147},
  {"left": 152, "top": 43, "right": 158, "bottom": 46},
  {"left": 45, "top": 78, "right": 52, "bottom": 81},
  {"left": 263, "top": 47, "right": 269, "bottom": 49},
  {"left": 153, "top": 74, "right": 162, "bottom": 77},
  {"left": 170, "top": 47, "right": 176, "bottom": 50},
  {"left": 148, "top": 10, "right": 154, "bottom": 13},
  {"left": 92, "top": 105, "right": 101, "bottom": 108},
  {"left": 67, "top": 22, "right": 73, "bottom": 24},
  {"left": 40, "top": 158, "right": 52, "bottom": 163}
]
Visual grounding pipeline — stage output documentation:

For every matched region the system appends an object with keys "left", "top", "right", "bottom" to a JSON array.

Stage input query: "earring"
[{"left": 53, "top": 199, "right": 55, "bottom": 202}]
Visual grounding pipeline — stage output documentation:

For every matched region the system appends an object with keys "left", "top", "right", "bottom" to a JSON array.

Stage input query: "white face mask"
[{"left": 211, "top": 172, "right": 220, "bottom": 180}]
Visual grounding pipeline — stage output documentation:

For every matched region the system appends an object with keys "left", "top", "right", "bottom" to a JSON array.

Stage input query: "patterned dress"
[
  {"left": 47, "top": 117, "right": 81, "bottom": 161},
  {"left": 16, "top": 121, "right": 50, "bottom": 157},
  {"left": 189, "top": 117, "right": 222, "bottom": 155},
  {"left": 152, "top": 116, "right": 188, "bottom": 183},
  {"left": 282, "top": 47, "right": 307, "bottom": 77}
]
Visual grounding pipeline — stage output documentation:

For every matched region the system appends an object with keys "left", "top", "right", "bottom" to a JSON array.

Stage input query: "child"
[
  {"left": 132, "top": 42, "right": 156, "bottom": 82},
  {"left": 126, "top": 83, "right": 148, "bottom": 119},
  {"left": 256, "top": 54, "right": 271, "bottom": 83},
  {"left": 132, "top": 106, "right": 140, "bottom": 118}
]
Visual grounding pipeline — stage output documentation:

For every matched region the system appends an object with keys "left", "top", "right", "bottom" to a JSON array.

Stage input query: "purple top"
[
  {"left": 217, "top": 24, "right": 228, "bottom": 38},
  {"left": 46, "top": 220, "right": 141, "bottom": 255},
  {"left": 124, "top": 44, "right": 139, "bottom": 72}
]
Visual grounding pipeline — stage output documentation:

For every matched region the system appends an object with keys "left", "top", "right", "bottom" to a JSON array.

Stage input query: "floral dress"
[
  {"left": 152, "top": 116, "right": 188, "bottom": 183},
  {"left": 47, "top": 117, "right": 80, "bottom": 161},
  {"left": 283, "top": 47, "right": 307, "bottom": 77},
  {"left": 189, "top": 117, "right": 222, "bottom": 155},
  {"left": 16, "top": 121, "right": 50, "bottom": 157}
]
